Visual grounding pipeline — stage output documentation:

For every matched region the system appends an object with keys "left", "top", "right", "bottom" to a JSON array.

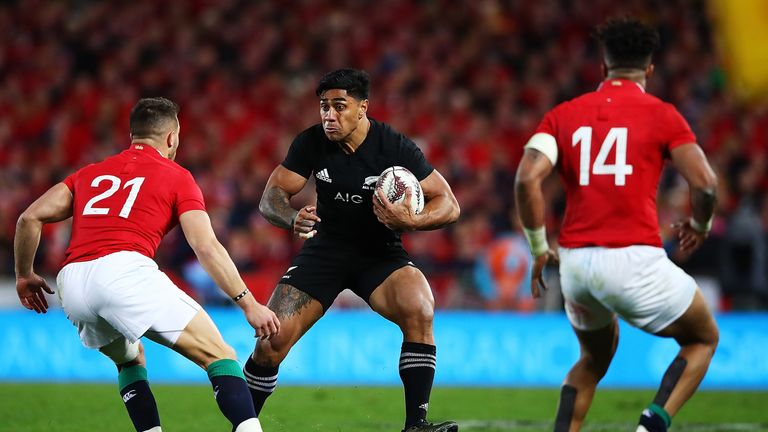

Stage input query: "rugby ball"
[{"left": 375, "top": 166, "right": 424, "bottom": 214}]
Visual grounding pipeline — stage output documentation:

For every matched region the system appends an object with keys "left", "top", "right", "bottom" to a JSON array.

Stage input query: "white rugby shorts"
[
  {"left": 558, "top": 245, "right": 697, "bottom": 333},
  {"left": 56, "top": 251, "right": 202, "bottom": 349}
]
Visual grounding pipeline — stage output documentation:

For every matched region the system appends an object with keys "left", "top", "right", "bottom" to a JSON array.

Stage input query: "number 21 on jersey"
[
  {"left": 572, "top": 127, "right": 633, "bottom": 186},
  {"left": 83, "top": 175, "right": 145, "bottom": 218}
]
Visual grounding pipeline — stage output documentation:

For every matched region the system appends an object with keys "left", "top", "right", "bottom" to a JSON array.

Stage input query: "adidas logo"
[
  {"left": 419, "top": 402, "right": 429, "bottom": 411},
  {"left": 316, "top": 168, "right": 332, "bottom": 183}
]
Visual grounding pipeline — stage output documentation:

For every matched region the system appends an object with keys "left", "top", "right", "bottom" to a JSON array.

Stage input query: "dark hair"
[
  {"left": 315, "top": 68, "right": 370, "bottom": 100},
  {"left": 129, "top": 97, "right": 180, "bottom": 138},
  {"left": 595, "top": 17, "right": 660, "bottom": 70}
]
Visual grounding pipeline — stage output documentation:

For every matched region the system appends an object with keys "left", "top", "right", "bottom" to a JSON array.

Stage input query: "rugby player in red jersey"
[
  {"left": 515, "top": 18, "right": 719, "bottom": 432},
  {"left": 14, "top": 97, "right": 279, "bottom": 432}
]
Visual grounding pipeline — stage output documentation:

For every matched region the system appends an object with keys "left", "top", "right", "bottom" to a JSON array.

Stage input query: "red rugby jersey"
[
  {"left": 535, "top": 79, "right": 696, "bottom": 248},
  {"left": 62, "top": 144, "right": 205, "bottom": 265}
]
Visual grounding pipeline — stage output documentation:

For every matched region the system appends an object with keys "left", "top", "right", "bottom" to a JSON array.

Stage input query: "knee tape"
[{"left": 101, "top": 338, "right": 141, "bottom": 365}]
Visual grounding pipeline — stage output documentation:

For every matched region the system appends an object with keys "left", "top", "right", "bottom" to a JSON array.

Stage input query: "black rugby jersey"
[{"left": 282, "top": 119, "right": 433, "bottom": 246}]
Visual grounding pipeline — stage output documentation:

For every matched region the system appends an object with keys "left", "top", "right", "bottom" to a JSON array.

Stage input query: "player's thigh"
[
  {"left": 165, "top": 308, "right": 234, "bottom": 369},
  {"left": 654, "top": 289, "right": 719, "bottom": 346},
  {"left": 368, "top": 265, "right": 434, "bottom": 323},
  {"left": 283, "top": 243, "right": 351, "bottom": 311},
  {"left": 573, "top": 318, "right": 619, "bottom": 365},
  {"left": 261, "top": 283, "right": 324, "bottom": 350},
  {"left": 592, "top": 246, "right": 698, "bottom": 334},
  {"left": 559, "top": 247, "right": 614, "bottom": 331}
]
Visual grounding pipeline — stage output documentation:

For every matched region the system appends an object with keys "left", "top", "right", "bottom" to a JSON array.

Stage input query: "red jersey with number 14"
[
  {"left": 62, "top": 144, "right": 206, "bottom": 265},
  {"left": 535, "top": 79, "right": 696, "bottom": 248}
]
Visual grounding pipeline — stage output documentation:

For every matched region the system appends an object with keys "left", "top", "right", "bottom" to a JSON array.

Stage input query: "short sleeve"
[
  {"left": 175, "top": 170, "right": 206, "bottom": 216},
  {"left": 399, "top": 136, "right": 434, "bottom": 181},
  {"left": 662, "top": 104, "right": 697, "bottom": 150},
  {"left": 63, "top": 172, "right": 76, "bottom": 192},
  {"left": 535, "top": 109, "right": 558, "bottom": 137},
  {"left": 281, "top": 131, "right": 314, "bottom": 178}
]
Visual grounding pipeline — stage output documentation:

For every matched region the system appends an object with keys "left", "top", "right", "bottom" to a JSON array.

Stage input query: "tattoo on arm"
[
  {"left": 691, "top": 188, "right": 716, "bottom": 222},
  {"left": 260, "top": 186, "right": 298, "bottom": 230},
  {"left": 268, "top": 284, "right": 316, "bottom": 319}
]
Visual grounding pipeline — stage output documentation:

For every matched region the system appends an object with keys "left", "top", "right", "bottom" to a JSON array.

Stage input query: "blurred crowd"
[{"left": 1, "top": 0, "right": 766, "bottom": 310}]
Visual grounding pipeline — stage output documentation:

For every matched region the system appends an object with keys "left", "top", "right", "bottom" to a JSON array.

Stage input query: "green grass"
[{"left": 0, "top": 384, "right": 766, "bottom": 431}]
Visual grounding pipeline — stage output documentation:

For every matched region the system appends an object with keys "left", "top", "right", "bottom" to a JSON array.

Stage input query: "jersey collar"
[
  {"left": 129, "top": 143, "right": 167, "bottom": 160},
  {"left": 597, "top": 78, "right": 646, "bottom": 93}
]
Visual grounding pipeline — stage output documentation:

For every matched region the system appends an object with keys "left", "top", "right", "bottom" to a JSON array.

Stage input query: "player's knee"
[
  {"left": 254, "top": 335, "right": 290, "bottom": 367},
  {"left": 395, "top": 296, "right": 434, "bottom": 332},
  {"left": 100, "top": 338, "right": 145, "bottom": 368},
  {"left": 580, "top": 352, "right": 611, "bottom": 378}
]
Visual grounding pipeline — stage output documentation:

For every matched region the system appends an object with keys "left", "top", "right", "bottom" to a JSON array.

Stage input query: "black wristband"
[{"left": 232, "top": 289, "right": 249, "bottom": 302}]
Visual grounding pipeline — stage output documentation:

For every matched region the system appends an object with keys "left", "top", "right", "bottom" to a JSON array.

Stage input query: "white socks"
[{"left": 235, "top": 418, "right": 263, "bottom": 432}]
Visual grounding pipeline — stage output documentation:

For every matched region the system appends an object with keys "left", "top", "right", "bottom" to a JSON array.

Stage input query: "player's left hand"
[
  {"left": 373, "top": 187, "right": 417, "bottom": 232},
  {"left": 672, "top": 219, "right": 708, "bottom": 256},
  {"left": 16, "top": 272, "right": 54, "bottom": 314},
  {"left": 530, "top": 249, "right": 558, "bottom": 299}
]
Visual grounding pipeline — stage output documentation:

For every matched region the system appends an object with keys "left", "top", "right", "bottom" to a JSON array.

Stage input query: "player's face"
[{"left": 319, "top": 89, "right": 367, "bottom": 141}]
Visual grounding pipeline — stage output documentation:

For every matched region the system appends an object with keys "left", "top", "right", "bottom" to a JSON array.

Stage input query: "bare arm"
[
  {"left": 373, "top": 169, "right": 460, "bottom": 232},
  {"left": 669, "top": 143, "right": 718, "bottom": 254},
  {"left": 14, "top": 183, "right": 73, "bottom": 312},
  {"left": 515, "top": 148, "right": 554, "bottom": 232},
  {"left": 670, "top": 143, "right": 718, "bottom": 226},
  {"left": 180, "top": 210, "right": 280, "bottom": 338},
  {"left": 514, "top": 148, "right": 558, "bottom": 298},
  {"left": 259, "top": 165, "right": 308, "bottom": 229}
]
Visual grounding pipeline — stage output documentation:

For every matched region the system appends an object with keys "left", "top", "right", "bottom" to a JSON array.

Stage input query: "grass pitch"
[{"left": 0, "top": 384, "right": 766, "bottom": 431}]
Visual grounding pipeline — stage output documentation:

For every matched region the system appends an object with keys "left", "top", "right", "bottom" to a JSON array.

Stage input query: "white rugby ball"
[{"left": 375, "top": 166, "right": 424, "bottom": 214}]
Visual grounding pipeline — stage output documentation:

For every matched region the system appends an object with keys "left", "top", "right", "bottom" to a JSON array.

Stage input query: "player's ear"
[
  {"left": 646, "top": 63, "right": 655, "bottom": 79},
  {"left": 359, "top": 99, "right": 368, "bottom": 119},
  {"left": 165, "top": 130, "right": 174, "bottom": 148}
]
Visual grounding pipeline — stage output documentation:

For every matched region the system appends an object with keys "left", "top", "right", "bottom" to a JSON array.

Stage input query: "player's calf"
[{"left": 207, "top": 358, "right": 262, "bottom": 431}]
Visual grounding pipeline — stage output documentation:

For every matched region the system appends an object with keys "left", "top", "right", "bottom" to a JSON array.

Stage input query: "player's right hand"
[
  {"left": 672, "top": 219, "right": 708, "bottom": 256},
  {"left": 16, "top": 272, "right": 54, "bottom": 314},
  {"left": 246, "top": 303, "right": 281, "bottom": 340},
  {"left": 530, "top": 249, "right": 558, "bottom": 299},
  {"left": 293, "top": 206, "right": 320, "bottom": 239}
]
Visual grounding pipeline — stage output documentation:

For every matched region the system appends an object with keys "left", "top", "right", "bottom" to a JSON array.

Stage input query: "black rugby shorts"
[{"left": 277, "top": 236, "right": 414, "bottom": 310}]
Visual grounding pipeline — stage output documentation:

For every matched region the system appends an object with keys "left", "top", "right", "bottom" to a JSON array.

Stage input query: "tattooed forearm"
[
  {"left": 259, "top": 186, "right": 298, "bottom": 230},
  {"left": 691, "top": 187, "right": 716, "bottom": 223},
  {"left": 268, "top": 284, "right": 315, "bottom": 319}
]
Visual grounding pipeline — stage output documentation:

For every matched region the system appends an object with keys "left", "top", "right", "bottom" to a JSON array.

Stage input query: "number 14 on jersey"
[{"left": 572, "top": 127, "right": 633, "bottom": 186}]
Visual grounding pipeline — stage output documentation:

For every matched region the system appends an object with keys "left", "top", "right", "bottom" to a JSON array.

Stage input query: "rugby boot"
[{"left": 403, "top": 420, "right": 459, "bottom": 432}]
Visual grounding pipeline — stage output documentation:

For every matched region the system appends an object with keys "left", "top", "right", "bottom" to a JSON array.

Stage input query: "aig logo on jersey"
[{"left": 333, "top": 176, "right": 379, "bottom": 204}]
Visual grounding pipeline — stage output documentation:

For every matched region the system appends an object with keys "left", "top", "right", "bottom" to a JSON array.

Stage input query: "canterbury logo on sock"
[{"left": 122, "top": 389, "right": 137, "bottom": 403}]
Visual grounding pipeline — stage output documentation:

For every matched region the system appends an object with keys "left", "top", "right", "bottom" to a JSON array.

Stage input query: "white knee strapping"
[
  {"left": 100, "top": 338, "right": 141, "bottom": 365},
  {"left": 235, "top": 418, "right": 263, "bottom": 432},
  {"left": 142, "top": 427, "right": 162, "bottom": 432}
]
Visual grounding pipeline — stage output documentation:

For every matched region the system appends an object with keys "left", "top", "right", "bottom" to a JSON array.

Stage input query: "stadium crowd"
[{"left": 1, "top": 0, "right": 766, "bottom": 310}]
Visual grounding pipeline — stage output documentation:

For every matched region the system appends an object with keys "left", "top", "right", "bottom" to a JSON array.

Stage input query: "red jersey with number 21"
[
  {"left": 62, "top": 144, "right": 206, "bottom": 265},
  {"left": 535, "top": 79, "right": 696, "bottom": 248}
]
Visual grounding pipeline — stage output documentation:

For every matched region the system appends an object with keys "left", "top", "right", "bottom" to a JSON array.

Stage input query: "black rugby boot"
[{"left": 403, "top": 420, "right": 459, "bottom": 432}]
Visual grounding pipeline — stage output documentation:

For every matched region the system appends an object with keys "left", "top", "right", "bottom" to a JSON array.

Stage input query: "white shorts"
[
  {"left": 56, "top": 251, "right": 202, "bottom": 349},
  {"left": 559, "top": 245, "right": 697, "bottom": 333}
]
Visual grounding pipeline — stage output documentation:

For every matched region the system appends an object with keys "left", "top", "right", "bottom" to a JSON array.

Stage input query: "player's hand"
[
  {"left": 293, "top": 206, "right": 320, "bottom": 239},
  {"left": 245, "top": 303, "right": 281, "bottom": 340},
  {"left": 530, "top": 249, "right": 558, "bottom": 299},
  {"left": 373, "top": 187, "right": 416, "bottom": 232},
  {"left": 16, "top": 272, "right": 54, "bottom": 314},
  {"left": 672, "top": 219, "right": 708, "bottom": 256}
]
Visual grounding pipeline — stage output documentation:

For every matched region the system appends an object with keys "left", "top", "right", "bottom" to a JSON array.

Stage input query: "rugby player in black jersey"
[{"left": 243, "top": 69, "right": 460, "bottom": 432}]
